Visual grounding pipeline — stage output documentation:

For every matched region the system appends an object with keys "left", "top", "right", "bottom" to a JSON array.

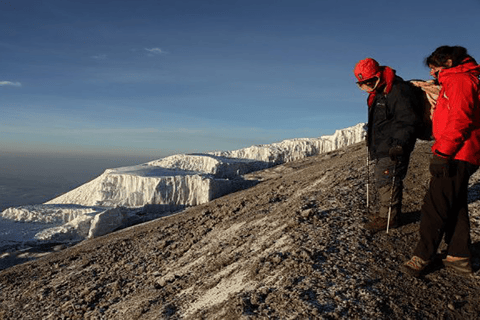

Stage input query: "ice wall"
[
  {"left": 46, "top": 166, "right": 213, "bottom": 208},
  {"left": 210, "top": 123, "right": 366, "bottom": 163}
]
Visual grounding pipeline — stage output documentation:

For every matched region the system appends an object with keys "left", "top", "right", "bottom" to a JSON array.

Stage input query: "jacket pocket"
[{"left": 374, "top": 100, "right": 389, "bottom": 123}]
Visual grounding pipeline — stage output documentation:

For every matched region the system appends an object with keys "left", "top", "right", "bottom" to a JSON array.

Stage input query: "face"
[
  {"left": 357, "top": 77, "right": 380, "bottom": 93},
  {"left": 429, "top": 59, "right": 452, "bottom": 79},
  {"left": 429, "top": 65, "right": 444, "bottom": 79}
]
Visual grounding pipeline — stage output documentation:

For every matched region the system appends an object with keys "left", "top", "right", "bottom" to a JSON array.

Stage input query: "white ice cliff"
[
  {"left": 210, "top": 123, "right": 366, "bottom": 163},
  {"left": 0, "top": 123, "right": 366, "bottom": 242}
]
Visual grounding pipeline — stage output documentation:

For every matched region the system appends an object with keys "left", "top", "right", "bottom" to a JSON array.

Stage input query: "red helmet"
[{"left": 354, "top": 58, "right": 381, "bottom": 82}]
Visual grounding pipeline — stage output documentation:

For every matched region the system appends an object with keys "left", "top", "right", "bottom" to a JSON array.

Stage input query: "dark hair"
[{"left": 424, "top": 45, "right": 476, "bottom": 68}]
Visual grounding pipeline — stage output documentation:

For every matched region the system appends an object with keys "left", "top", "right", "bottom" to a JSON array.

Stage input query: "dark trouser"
[
  {"left": 413, "top": 160, "right": 478, "bottom": 261},
  {"left": 373, "top": 156, "right": 410, "bottom": 219}
]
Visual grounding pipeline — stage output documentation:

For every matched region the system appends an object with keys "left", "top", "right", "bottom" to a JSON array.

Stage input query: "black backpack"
[{"left": 408, "top": 80, "right": 436, "bottom": 141}]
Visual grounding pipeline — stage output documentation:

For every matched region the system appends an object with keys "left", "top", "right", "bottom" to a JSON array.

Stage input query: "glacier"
[{"left": 0, "top": 123, "right": 366, "bottom": 245}]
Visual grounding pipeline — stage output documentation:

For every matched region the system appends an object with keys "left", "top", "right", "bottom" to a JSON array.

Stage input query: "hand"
[
  {"left": 429, "top": 154, "right": 454, "bottom": 178},
  {"left": 388, "top": 145, "right": 404, "bottom": 162}
]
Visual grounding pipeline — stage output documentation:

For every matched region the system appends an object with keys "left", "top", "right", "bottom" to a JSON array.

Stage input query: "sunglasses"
[{"left": 357, "top": 77, "right": 380, "bottom": 92}]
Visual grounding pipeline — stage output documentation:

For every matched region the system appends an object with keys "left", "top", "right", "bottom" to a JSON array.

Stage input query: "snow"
[{"left": 0, "top": 123, "right": 366, "bottom": 248}]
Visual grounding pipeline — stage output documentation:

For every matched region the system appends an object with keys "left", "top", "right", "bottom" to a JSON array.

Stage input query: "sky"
[{"left": 2, "top": 0, "right": 480, "bottom": 159}]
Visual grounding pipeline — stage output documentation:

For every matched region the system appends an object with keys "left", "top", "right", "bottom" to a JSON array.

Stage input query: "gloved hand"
[
  {"left": 429, "top": 154, "right": 454, "bottom": 178},
  {"left": 388, "top": 145, "right": 404, "bottom": 162}
]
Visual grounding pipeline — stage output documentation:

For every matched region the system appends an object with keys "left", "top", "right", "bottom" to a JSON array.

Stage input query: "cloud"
[
  {"left": 0, "top": 81, "right": 21, "bottom": 87},
  {"left": 92, "top": 54, "right": 107, "bottom": 60},
  {"left": 145, "top": 48, "right": 165, "bottom": 56}
]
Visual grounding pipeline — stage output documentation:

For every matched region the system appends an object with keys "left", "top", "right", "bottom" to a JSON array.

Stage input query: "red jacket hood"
[{"left": 438, "top": 59, "right": 480, "bottom": 84}]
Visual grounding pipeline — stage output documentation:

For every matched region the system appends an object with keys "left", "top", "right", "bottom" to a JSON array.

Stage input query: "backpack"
[{"left": 409, "top": 80, "right": 438, "bottom": 141}]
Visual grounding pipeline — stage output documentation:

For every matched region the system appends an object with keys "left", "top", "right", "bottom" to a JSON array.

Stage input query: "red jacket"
[{"left": 432, "top": 59, "right": 480, "bottom": 165}]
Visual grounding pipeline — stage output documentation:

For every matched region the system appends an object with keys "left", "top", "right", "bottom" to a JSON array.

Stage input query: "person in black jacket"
[{"left": 354, "top": 58, "right": 422, "bottom": 233}]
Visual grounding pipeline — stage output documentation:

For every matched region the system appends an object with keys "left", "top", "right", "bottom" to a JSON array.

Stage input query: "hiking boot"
[
  {"left": 442, "top": 256, "right": 473, "bottom": 276},
  {"left": 401, "top": 256, "right": 430, "bottom": 277},
  {"left": 364, "top": 216, "right": 398, "bottom": 233}
]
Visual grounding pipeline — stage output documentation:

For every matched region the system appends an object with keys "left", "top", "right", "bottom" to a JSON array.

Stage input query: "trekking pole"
[
  {"left": 386, "top": 162, "right": 397, "bottom": 234},
  {"left": 366, "top": 148, "right": 370, "bottom": 215}
]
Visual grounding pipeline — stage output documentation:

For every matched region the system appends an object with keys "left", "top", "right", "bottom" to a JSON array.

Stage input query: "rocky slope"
[{"left": 1, "top": 141, "right": 480, "bottom": 319}]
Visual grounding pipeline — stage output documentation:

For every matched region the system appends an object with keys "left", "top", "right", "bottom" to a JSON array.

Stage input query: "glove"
[
  {"left": 429, "top": 154, "right": 454, "bottom": 178},
  {"left": 388, "top": 145, "right": 404, "bottom": 162}
]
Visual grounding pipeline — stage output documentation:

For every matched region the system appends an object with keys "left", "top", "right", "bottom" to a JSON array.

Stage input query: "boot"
[
  {"left": 401, "top": 256, "right": 431, "bottom": 277},
  {"left": 443, "top": 256, "right": 473, "bottom": 276}
]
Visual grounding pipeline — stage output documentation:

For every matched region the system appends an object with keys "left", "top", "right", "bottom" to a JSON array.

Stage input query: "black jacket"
[{"left": 367, "top": 76, "right": 422, "bottom": 159}]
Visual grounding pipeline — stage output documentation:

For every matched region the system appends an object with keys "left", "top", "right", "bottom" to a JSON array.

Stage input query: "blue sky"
[{"left": 2, "top": 0, "right": 480, "bottom": 159}]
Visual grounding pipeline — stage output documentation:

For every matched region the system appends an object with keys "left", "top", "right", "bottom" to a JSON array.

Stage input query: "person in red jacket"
[{"left": 402, "top": 46, "right": 480, "bottom": 277}]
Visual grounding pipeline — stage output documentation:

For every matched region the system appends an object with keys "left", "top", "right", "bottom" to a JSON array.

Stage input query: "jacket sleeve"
[
  {"left": 389, "top": 85, "right": 421, "bottom": 149},
  {"left": 433, "top": 74, "right": 478, "bottom": 157}
]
